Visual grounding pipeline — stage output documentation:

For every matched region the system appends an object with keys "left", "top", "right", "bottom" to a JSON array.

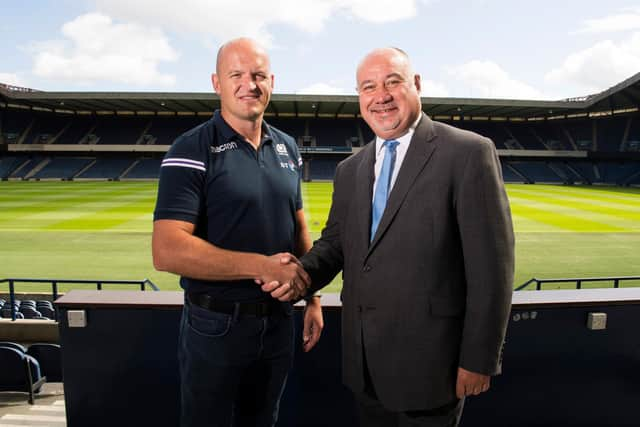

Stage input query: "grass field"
[{"left": 1, "top": 181, "right": 639, "bottom": 294}]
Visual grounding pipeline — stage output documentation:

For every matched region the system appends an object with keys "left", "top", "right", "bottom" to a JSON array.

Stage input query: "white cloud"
[
  {"left": 32, "top": 13, "right": 178, "bottom": 86},
  {"left": 296, "top": 82, "right": 349, "bottom": 95},
  {"left": 574, "top": 8, "right": 640, "bottom": 34},
  {"left": 545, "top": 33, "right": 640, "bottom": 94},
  {"left": 420, "top": 79, "right": 449, "bottom": 97},
  {"left": 346, "top": 0, "right": 417, "bottom": 23},
  {"left": 0, "top": 72, "right": 27, "bottom": 87},
  {"left": 448, "top": 60, "right": 545, "bottom": 99},
  {"left": 94, "top": 0, "right": 420, "bottom": 47}
]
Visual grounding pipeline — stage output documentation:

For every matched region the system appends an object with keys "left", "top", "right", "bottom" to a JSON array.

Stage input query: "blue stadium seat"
[
  {"left": 0, "top": 341, "right": 28, "bottom": 353},
  {"left": 1, "top": 308, "right": 24, "bottom": 319},
  {"left": 0, "top": 346, "right": 46, "bottom": 404},
  {"left": 37, "top": 306, "right": 56, "bottom": 320},
  {"left": 19, "top": 307, "right": 43, "bottom": 319},
  {"left": 27, "top": 343, "right": 63, "bottom": 382}
]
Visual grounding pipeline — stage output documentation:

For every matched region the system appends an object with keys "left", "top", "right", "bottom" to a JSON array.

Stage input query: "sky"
[{"left": 1, "top": 0, "right": 639, "bottom": 100}]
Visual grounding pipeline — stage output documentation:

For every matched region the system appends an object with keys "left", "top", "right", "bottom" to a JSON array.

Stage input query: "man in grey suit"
[{"left": 265, "top": 47, "right": 514, "bottom": 426}]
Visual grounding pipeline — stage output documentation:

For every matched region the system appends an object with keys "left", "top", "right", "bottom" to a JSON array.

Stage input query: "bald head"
[
  {"left": 356, "top": 47, "right": 414, "bottom": 86},
  {"left": 216, "top": 37, "right": 270, "bottom": 76}
]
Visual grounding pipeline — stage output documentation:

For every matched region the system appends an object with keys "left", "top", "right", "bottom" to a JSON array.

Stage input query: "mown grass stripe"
[
  {"left": 507, "top": 185, "right": 640, "bottom": 206},
  {"left": 509, "top": 204, "right": 629, "bottom": 232},
  {"left": 507, "top": 193, "right": 640, "bottom": 230}
]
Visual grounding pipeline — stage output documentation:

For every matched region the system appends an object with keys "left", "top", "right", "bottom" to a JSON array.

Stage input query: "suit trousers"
[
  {"left": 178, "top": 297, "right": 294, "bottom": 427},
  {"left": 356, "top": 342, "right": 465, "bottom": 427}
]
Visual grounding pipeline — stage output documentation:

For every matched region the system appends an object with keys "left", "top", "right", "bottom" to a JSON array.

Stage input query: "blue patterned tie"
[{"left": 371, "top": 140, "right": 399, "bottom": 241}]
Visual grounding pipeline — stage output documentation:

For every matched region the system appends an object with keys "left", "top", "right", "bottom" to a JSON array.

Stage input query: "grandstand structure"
[{"left": 1, "top": 73, "right": 640, "bottom": 185}]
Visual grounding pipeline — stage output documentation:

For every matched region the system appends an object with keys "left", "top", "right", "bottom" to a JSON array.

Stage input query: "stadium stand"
[
  {"left": 306, "top": 158, "right": 340, "bottom": 180},
  {"left": 76, "top": 157, "right": 134, "bottom": 179},
  {"left": 0, "top": 156, "right": 24, "bottom": 178},
  {"left": 23, "top": 113, "right": 69, "bottom": 144},
  {"left": 56, "top": 115, "right": 95, "bottom": 144},
  {"left": 0, "top": 299, "right": 56, "bottom": 320},
  {"left": 500, "top": 162, "right": 526, "bottom": 183},
  {"left": 535, "top": 122, "right": 572, "bottom": 150},
  {"left": 92, "top": 116, "right": 150, "bottom": 145},
  {"left": 507, "top": 161, "right": 563, "bottom": 183},
  {"left": 1, "top": 73, "right": 639, "bottom": 185},
  {"left": 7, "top": 156, "right": 46, "bottom": 179},
  {"left": 456, "top": 122, "right": 511, "bottom": 149},
  {"left": 33, "top": 157, "right": 93, "bottom": 180},
  {"left": 266, "top": 116, "right": 307, "bottom": 141},
  {"left": 564, "top": 121, "right": 592, "bottom": 150},
  {"left": 597, "top": 116, "right": 628, "bottom": 152},
  {"left": 1, "top": 110, "right": 32, "bottom": 144},
  {"left": 600, "top": 162, "right": 640, "bottom": 185},
  {"left": 505, "top": 123, "right": 548, "bottom": 150},
  {"left": 123, "top": 158, "right": 162, "bottom": 179},
  {"left": 146, "top": 115, "right": 206, "bottom": 145},
  {"left": 308, "top": 118, "right": 360, "bottom": 147}
]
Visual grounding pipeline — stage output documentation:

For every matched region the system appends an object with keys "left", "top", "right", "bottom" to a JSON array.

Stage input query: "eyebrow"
[
  {"left": 384, "top": 72, "right": 405, "bottom": 80},
  {"left": 358, "top": 73, "right": 405, "bottom": 86}
]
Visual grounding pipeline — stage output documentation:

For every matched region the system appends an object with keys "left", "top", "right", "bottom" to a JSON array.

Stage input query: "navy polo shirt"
[{"left": 154, "top": 110, "right": 303, "bottom": 302}]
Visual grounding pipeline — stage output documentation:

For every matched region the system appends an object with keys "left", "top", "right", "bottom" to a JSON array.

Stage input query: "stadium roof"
[{"left": 1, "top": 72, "right": 639, "bottom": 120}]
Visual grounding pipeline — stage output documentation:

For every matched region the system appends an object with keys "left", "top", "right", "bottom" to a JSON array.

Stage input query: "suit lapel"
[
  {"left": 368, "top": 114, "right": 438, "bottom": 254},
  {"left": 355, "top": 140, "right": 377, "bottom": 251}
]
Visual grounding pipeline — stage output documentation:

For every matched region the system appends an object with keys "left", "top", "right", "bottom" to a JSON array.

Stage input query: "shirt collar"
[
  {"left": 375, "top": 114, "right": 422, "bottom": 155},
  {"left": 213, "top": 109, "right": 273, "bottom": 145}
]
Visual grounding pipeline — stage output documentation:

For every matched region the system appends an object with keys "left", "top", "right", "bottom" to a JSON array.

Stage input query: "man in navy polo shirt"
[{"left": 152, "top": 38, "right": 323, "bottom": 427}]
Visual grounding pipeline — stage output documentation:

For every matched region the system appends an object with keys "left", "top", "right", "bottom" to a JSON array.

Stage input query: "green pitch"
[{"left": 1, "top": 181, "right": 639, "bottom": 294}]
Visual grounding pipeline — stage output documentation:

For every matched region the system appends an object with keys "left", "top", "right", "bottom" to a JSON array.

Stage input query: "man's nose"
[{"left": 373, "top": 87, "right": 393, "bottom": 102}]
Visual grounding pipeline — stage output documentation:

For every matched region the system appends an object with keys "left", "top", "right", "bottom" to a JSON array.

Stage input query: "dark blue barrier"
[
  {"left": 0, "top": 278, "right": 158, "bottom": 320},
  {"left": 55, "top": 289, "right": 640, "bottom": 427}
]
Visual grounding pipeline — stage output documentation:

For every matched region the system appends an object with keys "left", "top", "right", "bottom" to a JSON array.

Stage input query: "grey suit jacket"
[{"left": 302, "top": 113, "right": 514, "bottom": 412}]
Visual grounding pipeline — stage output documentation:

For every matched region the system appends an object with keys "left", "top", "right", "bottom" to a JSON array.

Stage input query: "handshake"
[{"left": 255, "top": 253, "right": 310, "bottom": 301}]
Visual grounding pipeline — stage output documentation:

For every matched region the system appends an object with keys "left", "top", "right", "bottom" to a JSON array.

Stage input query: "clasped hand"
[{"left": 256, "top": 253, "right": 310, "bottom": 301}]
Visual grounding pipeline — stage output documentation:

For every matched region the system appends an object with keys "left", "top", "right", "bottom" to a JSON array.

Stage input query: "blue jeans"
[{"left": 178, "top": 297, "right": 294, "bottom": 427}]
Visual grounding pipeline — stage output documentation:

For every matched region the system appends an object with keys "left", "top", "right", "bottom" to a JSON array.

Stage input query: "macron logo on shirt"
[
  {"left": 211, "top": 141, "right": 239, "bottom": 154},
  {"left": 161, "top": 158, "right": 206, "bottom": 172}
]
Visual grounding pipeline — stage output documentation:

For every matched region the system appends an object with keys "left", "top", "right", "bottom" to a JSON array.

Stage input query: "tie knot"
[{"left": 384, "top": 139, "right": 399, "bottom": 151}]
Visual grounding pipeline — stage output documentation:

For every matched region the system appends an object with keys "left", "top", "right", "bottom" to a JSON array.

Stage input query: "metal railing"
[
  {"left": 516, "top": 276, "right": 640, "bottom": 291},
  {"left": 0, "top": 278, "right": 159, "bottom": 321}
]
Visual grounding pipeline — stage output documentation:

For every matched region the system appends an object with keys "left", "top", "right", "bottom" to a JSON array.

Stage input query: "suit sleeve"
[
  {"left": 301, "top": 162, "right": 346, "bottom": 293},
  {"left": 456, "top": 138, "right": 515, "bottom": 376}
]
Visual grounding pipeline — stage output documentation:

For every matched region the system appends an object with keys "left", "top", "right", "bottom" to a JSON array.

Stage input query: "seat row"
[
  {"left": 0, "top": 342, "right": 62, "bottom": 404},
  {"left": 0, "top": 298, "right": 56, "bottom": 320}
]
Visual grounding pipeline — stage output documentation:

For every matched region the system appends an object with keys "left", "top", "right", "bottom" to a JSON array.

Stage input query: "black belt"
[{"left": 187, "top": 293, "right": 282, "bottom": 317}]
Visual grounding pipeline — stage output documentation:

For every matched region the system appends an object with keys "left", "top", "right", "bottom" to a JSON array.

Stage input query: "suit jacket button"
[{"left": 363, "top": 265, "right": 372, "bottom": 272}]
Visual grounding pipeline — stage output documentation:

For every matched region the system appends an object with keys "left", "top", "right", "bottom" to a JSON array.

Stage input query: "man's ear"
[
  {"left": 414, "top": 74, "right": 421, "bottom": 94},
  {"left": 212, "top": 73, "right": 220, "bottom": 94}
]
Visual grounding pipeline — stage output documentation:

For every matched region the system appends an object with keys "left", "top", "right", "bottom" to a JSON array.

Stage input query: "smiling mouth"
[{"left": 371, "top": 106, "right": 397, "bottom": 114}]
